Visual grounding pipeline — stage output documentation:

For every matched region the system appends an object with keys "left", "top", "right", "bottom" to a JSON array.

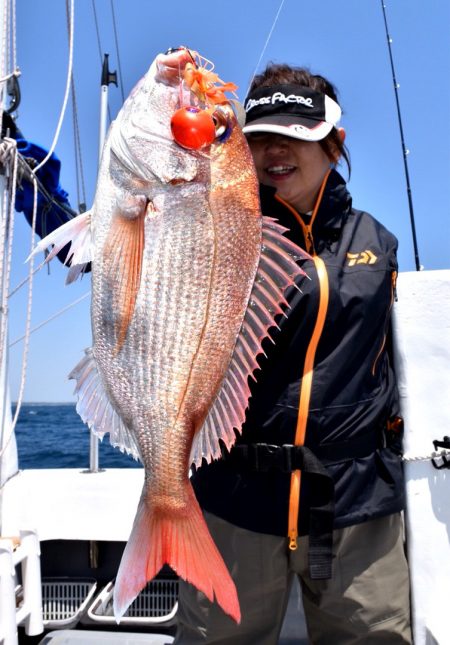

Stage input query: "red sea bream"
[{"left": 33, "top": 48, "right": 309, "bottom": 623}]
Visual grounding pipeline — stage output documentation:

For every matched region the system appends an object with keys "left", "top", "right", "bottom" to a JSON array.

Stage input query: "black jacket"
[{"left": 192, "top": 170, "right": 405, "bottom": 537}]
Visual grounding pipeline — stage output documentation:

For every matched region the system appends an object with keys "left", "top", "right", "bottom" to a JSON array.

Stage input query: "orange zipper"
[
  {"left": 371, "top": 270, "right": 397, "bottom": 376},
  {"left": 275, "top": 170, "right": 331, "bottom": 550},
  {"left": 275, "top": 169, "right": 330, "bottom": 256},
  {"left": 288, "top": 255, "right": 329, "bottom": 549}
]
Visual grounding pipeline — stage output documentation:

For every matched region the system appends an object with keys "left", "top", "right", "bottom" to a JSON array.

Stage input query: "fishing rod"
[{"left": 380, "top": 1, "right": 421, "bottom": 271}]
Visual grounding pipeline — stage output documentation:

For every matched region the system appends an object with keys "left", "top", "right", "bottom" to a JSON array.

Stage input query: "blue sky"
[{"left": 7, "top": 0, "right": 450, "bottom": 402}]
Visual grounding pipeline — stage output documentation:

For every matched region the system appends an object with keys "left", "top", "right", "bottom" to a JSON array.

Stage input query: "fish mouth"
[{"left": 155, "top": 48, "right": 195, "bottom": 86}]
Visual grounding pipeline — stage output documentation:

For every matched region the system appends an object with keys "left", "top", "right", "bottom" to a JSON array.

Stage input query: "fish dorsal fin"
[
  {"left": 189, "top": 216, "right": 309, "bottom": 467},
  {"left": 69, "top": 348, "right": 141, "bottom": 460}
]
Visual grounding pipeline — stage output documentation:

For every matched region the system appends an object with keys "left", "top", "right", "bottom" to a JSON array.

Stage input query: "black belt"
[
  {"left": 222, "top": 442, "right": 335, "bottom": 580},
  {"left": 224, "top": 430, "right": 383, "bottom": 471},
  {"left": 218, "top": 424, "right": 397, "bottom": 580}
]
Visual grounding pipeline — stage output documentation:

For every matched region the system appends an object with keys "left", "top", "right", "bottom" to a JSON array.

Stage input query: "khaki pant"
[{"left": 174, "top": 512, "right": 412, "bottom": 644}]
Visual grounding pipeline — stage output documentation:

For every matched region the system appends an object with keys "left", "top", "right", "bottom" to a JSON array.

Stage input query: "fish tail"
[{"left": 113, "top": 483, "right": 241, "bottom": 624}]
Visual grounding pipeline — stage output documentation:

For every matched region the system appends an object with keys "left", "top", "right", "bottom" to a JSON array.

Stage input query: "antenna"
[{"left": 380, "top": 1, "right": 421, "bottom": 271}]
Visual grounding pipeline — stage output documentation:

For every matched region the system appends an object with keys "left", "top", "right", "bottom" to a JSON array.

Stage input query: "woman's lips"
[{"left": 265, "top": 165, "right": 296, "bottom": 181}]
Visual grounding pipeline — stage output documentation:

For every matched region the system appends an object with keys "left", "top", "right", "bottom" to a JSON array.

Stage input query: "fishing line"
[
  {"left": 380, "top": 0, "right": 421, "bottom": 271},
  {"left": 9, "top": 291, "right": 90, "bottom": 348},
  {"left": 70, "top": 77, "right": 87, "bottom": 212},
  {"left": 33, "top": 0, "right": 75, "bottom": 174},
  {"left": 8, "top": 260, "right": 45, "bottom": 299},
  {"left": 91, "top": 0, "right": 103, "bottom": 67},
  {"left": 246, "top": 0, "right": 286, "bottom": 96},
  {"left": 110, "top": 0, "right": 125, "bottom": 103},
  {"left": 91, "top": 0, "right": 113, "bottom": 125},
  {"left": 65, "top": 0, "right": 87, "bottom": 212}
]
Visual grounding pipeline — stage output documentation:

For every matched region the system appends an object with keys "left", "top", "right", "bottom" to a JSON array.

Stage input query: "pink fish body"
[{"left": 33, "top": 49, "right": 308, "bottom": 623}]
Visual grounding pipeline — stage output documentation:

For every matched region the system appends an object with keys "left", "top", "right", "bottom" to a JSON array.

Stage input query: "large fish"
[{"left": 33, "top": 48, "right": 309, "bottom": 622}]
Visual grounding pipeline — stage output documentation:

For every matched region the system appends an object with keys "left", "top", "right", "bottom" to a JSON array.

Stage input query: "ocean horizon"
[{"left": 13, "top": 402, "right": 142, "bottom": 470}]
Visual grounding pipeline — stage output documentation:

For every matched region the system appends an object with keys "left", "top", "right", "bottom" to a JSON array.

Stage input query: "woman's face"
[{"left": 247, "top": 133, "right": 332, "bottom": 213}]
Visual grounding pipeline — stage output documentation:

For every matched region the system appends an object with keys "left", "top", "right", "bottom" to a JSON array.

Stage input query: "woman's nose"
[{"left": 264, "top": 135, "right": 289, "bottom": 152}]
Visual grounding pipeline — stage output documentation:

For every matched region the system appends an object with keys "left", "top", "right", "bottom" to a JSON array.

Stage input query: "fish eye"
[{"left": 212, "top": 105, "right": 234, "bottom": 143}]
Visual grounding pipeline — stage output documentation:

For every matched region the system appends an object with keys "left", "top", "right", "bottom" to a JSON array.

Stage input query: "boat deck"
[
  {"left": 37, "top": 580, "right": 308, "bottom": 644},
  {"left": 3, "top": 469, "right": 308, "bottom": 644}
]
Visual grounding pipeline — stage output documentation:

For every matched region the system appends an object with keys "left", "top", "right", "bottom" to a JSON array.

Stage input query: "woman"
[{"left": 175, "top": 64, "right": 412, "bottom": 644}]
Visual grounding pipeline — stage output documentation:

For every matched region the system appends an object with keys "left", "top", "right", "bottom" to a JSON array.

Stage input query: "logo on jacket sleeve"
[{"left": 346, "top": 250, "right": 378, "bottom": 266}]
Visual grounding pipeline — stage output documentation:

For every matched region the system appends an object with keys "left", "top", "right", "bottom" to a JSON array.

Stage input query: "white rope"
[
  {"left": 0, "top": 0, "right": 75, "bottom": 452},
  {"left": 0, "top": 1, "right": 14, "bottom": 466},
  {"left": 11, "top": 0, "right": 16, "bottom": 73},
  {"left": 0, "top": 139, "right": 18, "bottom": 370},
  {"left": 0, "top": 182, "right": 8, "bottom": 298},
  {"left": 0, "top": 0, "right": 9, "bottom": 133},
  {"left": 9, "top": 290, "right": 90, "bottom": 347},
  {"left": 0, "top": 138, "right": 21, "bottom": 458},
  {"left": 0, "top": 0, "right": 18, "bottom": 84},
  {"left": 5, "top": 173, "right": 38, "bottom": 450},
  {"left": 246, "top": 0, "right": 287, "bottom": 96},
  {"left": 403, "top": 450, "right": 450, "bottom": 464},
  {"left": 0, "top": 141, "right": 15, "bottom": 308},
  {"left": 33, "top": 0, "right": 75, "bottom": 173},
  {"left": 0, "top": 137, "right": 15, "bottom": 164}
]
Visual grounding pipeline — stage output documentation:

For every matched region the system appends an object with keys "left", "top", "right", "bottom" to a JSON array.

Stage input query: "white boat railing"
[{"left": 0, "top": 529, "right": 43, "bottom": 645}]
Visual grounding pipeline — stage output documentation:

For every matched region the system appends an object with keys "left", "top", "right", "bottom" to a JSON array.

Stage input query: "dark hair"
[{"left": 248, "top": 63, "right": 351, "bottom": 176}]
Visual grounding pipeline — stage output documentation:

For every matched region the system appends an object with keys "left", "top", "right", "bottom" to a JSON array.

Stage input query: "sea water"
[{"left": 13, "top": 402, "right": 142, "bottom": 469}]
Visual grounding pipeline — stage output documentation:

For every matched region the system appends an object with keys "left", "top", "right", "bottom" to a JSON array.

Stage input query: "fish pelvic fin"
[
  {"left": 103, "top": 202, "right": 146, "bottom": 353},
  {"left": 113, "top": 482, "right": 241, "bottom": 624},
  {"left": 27, "top": 210, "right": 92, "bottom": 284}
]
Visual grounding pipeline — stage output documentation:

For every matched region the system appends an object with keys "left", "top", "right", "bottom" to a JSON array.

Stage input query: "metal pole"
[
  {"left": 98, "top": 53, "right": 117, "bottom": 167},
  {"left": 381, "top": 1, "right": 422, "bottom": 271},
  {"left": 89, "top": 54, "right": 117, "bottom": 473},
  {"left": 98, "top": 83, "right": 108, "bottom": 166}
]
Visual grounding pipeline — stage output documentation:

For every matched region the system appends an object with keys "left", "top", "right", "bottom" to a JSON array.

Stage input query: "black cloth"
[{"left": 192, "top": 169, "right": 405, "bottom": 537}]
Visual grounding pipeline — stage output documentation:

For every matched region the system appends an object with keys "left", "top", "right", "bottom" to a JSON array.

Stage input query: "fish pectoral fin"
[
  {"left": 113, "top": 483, "right": 240, "bottom": 624},
  {"left": 28, "top": 210, "right": 93, "bottom": 282},
  {"left": 69, "top": 348, "right": 140, "bottom": 460},
  {"left": 190, "top": 216, "right": 309, "bottom": 467},
  {"left": 103, "top": 198, "right": 147, "bottom": 352}
]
